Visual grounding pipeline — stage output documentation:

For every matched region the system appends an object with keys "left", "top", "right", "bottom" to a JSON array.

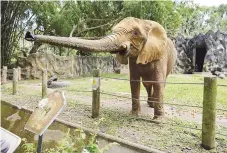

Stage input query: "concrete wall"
[{"left": 17, "top": 53, "right": 122, "bottom": 79}]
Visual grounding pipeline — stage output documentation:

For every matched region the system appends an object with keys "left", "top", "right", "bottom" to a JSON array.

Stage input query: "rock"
[
  {"left": 16, "top": 31, "right": 227, "bottom": 76},
  {"left": 218, "top": 73, "right": 225, "bottom": 79},
  {"left": 17, "top": 53, "right": 121, "bottom": 79},
  {"left": 48, "top": 81, "right": 71, "bottom": 88},
  {"left": 186, "top": 147, "right": 192, "bottom": 150},
  {"left": 47, "top": 75, "right": 58, "bottom": 86},
  {"left": 174, "top": 31, "right": 227, "bottom": 74}
]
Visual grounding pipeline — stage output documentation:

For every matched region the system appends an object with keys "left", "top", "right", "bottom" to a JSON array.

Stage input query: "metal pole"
[{"left": 37, "top": 134, "right": 43, "bottom": 153}]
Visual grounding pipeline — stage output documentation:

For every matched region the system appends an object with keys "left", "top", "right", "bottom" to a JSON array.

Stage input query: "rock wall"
[
  {"left": 17, "top": 53, "right": 121, "bottom": 79},
  {"left": 174, "top": 31, "right": 227, "bottom": 74},
  {"left": 17, "top": 31, "right": 227, "bottom": 78}
]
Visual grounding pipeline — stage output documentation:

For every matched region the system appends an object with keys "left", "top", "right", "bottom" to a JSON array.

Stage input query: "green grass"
[
  {"left": 60, "top": 73, "right": 227, "bottom": 111},
  {"left": 2, "top": 73, "right": 227, "bottom": 111},
  {"left": 61, "top": 99, "right": 227, "bottom": 153},
  {"left": 165, "top": 74, "right": 227, "bottom": 110},
  {"left": 1, "top": 73, "right": 227, "bottom": 153}
]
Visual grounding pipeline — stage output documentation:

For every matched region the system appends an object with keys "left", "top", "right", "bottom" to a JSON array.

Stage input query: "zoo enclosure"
[
  {"left": 97, "top": 73, "right": 227, "bottom": 150},
  {"left": 1, "top": 67, "right": 227, "bottom": 151}
]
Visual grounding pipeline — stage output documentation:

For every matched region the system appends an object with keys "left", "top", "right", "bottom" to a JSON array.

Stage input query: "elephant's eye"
[{"left": 132, "top": 31, "right": 139, "bottom": 36}]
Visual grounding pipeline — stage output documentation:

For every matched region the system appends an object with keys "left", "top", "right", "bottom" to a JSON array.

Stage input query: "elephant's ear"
[{"left": 136, "top": 21, "right": 168, "bottom": 64}]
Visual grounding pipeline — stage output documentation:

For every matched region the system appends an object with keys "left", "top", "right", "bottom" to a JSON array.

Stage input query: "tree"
[
  {"left": 7, "top": 0, "right": 226, "bottom": 66},
  {"left": 1, "top": 1, "right": 30, "bottom": 66},
  {"left": 122, "top": 1, "right": 181, "bottom": 35},
  {"left": 175, "top": 1, "right": 227, "bottom": 37},
  {"left": 205, "top": 4, "right": 227, "bottom": 32},
  {"left": 175, "top": 1, "right": 205, "bottom": 37}
]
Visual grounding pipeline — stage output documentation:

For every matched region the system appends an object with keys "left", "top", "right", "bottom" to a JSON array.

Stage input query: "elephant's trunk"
[{"left": 25, "top": 32, "right": 127, "bottom": 53}]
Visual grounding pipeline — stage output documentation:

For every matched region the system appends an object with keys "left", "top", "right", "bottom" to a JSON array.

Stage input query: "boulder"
[
  {"left": 48, "top": 81, "right": 71, "bottom": 88},
  {"left": 218, "top": 73, "right": 225, "bottom": 79},
  {"left": 174, "top": 31, "right": 227, "bottom": 74}
]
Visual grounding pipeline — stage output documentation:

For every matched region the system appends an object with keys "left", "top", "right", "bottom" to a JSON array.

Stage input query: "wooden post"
[
  {"left": 71, "top": 55, "right": 74, "bottom": 77},
  {"left": 92, "top": 69, "right": 100, "bottom": 118},
  {"left": 202, "top": 77, "right": 217, "bottom": 150},
  {"left": 12, "top": 68, "right": 18, "bottom": 95},
  {"left": 42, "top": 69, "right": 47, "bottom": 98},
  {"left": 18, "top": 67, "right": 21, "bottom": 80},
  {"left": 2, "top": 66, "right": 7, "bottom": 84}
]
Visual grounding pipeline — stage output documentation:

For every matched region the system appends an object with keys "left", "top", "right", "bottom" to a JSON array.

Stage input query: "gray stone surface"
[
  {"left": 17, "top": 53, "right": 120, "bottom": 79},
  {"left": 174, "top": 31, "right": 227, "bottom": 74},
  {"left": 48, "top": 81, "right": 71, "bottom": 88},
  {"left": 17, "top": 30, "right": 227, "bottom": 77}
]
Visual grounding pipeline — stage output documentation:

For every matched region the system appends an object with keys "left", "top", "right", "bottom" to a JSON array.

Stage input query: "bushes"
[{"left": 22, "top": 120, "right": 118, "bottom": 153}]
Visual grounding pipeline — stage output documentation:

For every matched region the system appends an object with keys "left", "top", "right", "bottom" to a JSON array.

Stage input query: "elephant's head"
[
  {"left": 112, "top": 17, "right": 168, "bottom": 64},
  {"left": 25, "top": 17, "right": 168, "bottom": 65}
]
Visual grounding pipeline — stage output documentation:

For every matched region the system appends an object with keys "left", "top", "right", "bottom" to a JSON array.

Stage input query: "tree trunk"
[
  {"left": 29, "top": 41, "right": 42, "bottom": 54},
  {"left": 1, "top": 1, "right": 27, "bottom": 66}
]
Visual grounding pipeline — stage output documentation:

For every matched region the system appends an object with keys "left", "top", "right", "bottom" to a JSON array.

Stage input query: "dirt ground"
[{"left": 1, "top": 79, "right": 227, "bottom": 153}]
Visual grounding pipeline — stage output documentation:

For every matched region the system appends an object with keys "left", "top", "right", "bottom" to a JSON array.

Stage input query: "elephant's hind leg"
[{"left": 144, "top": 84, "right": 154, "bottom": 108}]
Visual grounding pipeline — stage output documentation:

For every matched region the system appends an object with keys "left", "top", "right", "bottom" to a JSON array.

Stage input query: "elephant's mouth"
[
  {"left": 112, "top": 41, "right": 131, "bottom": 56},
  {"left": 112, "top": 50, "right": 127, "bottom": 55}
]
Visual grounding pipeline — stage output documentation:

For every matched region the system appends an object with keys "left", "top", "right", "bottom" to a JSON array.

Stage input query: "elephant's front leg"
[
  {"left": 130, "top": 80, "right": 141, "bottom": 115},
  {"left": 152, "top": 82, "right": 165, "bottom": 119},
  {"left": 129, "top": 58, "right": 141, "bottom": 115}
]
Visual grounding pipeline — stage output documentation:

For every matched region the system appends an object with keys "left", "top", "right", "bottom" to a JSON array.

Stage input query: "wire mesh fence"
[
  {"left": 1, "top": 67, "right": 227, "bottom": 150},
  {"left": 101, "top": 76, "right": 227, "bottom": 87}
]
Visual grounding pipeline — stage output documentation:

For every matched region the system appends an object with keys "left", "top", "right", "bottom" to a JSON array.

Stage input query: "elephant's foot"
[
  {"left": 147, "top": 97, "right": 156, "bottom": 108},
  {"left": 147, "top": 101, "right": 154, "bottom": 108},
  {"left": 153, "top": 102, "right": 164, "bottom": 122},
  {"left": 152, "top": 115, "right": 167, "bottom": 123},
  {"left": 130, "top": 108, "right": 141, "bottom": 116},
  {"left": 131, "top": 100, "right": 141, "bottom": 115},
  {"left": 153, "top": 114, "right": 164, "bottom": 120}
]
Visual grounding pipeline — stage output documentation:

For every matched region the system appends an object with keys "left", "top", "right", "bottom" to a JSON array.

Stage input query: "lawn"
[
  {"left": 1, "top": 73, "right": 227, "bottom": 152},
  {"left": 62, "top": 73, "right": 227, "bottom": 111}
]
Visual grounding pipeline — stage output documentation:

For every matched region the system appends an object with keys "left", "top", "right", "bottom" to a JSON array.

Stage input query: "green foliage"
[
  {"left": 121, "top": 1, "right": 181, "bottom": 35},
  {"left": 24, "top": 0, "right": 181, "bottom": 38},
  {"left": 175, "top": 1, "right": 205, "bottom": 36},
  {"left": 22, "top": 138, "right": 36, "bottom": 153},
  {"left": 2, "top": 0, "right": 227, "bottom": 66},
  {"left": 25, "top": 1, "right": 181, "bottom": 52},
  {"left": 1, "top": 1, "right": 31, "bottom": 66},
  {"left": 204, "top": 4, "right": 227, "bottom": 32},
  {"left": 22, "top": 125, "right": 118, "bottom": 153},
  {"left": 175, "top": 1, "right": 227, "bottom": 36}
]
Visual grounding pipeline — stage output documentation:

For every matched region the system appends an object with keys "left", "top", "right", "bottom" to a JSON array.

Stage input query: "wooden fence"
[{"left": 1, "top": 67, "right": 226, "bottom": 150}]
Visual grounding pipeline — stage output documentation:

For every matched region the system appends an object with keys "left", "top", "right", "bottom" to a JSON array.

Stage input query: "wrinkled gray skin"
[{"left": 25, "top": 17, "right": 177, "bottom": 120}]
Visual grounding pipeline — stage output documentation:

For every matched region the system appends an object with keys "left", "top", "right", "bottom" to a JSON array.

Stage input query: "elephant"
[{"left": 25, "top": 17, "right": 177, "bottom": 119}]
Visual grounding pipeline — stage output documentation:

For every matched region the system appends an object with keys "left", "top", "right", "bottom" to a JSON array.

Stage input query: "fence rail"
[
  {"left": 2, "top": 66, "right": 227, "bottom": 86},
  {"left": 99, "top": 91, "right": 227, "bottom": 112},
  {"left": 101, "top": 76, "right": 227, "bottom": 87}
]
